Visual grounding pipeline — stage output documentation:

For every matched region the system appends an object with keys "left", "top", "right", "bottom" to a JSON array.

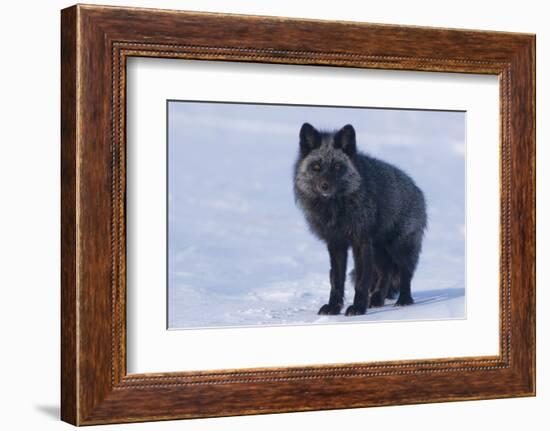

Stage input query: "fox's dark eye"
[
  {"left": 333, "top": 162, "right": 346, "bottom": 172},
  {"left": 311, "top": 163, "right": 321, "bottom": 172}
]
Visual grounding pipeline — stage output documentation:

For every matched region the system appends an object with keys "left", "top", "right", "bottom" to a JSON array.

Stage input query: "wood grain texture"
[
  {"left": 60, "top": 5, "right": 78, "bottom": 425},
  {"left": 60, "top": 4, "right": 536, "bottom": 425}
]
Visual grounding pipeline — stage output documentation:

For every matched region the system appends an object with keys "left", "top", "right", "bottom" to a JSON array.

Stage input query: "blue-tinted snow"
[{"left": 167, "top": 102, "right": 465, "bottom": 329}]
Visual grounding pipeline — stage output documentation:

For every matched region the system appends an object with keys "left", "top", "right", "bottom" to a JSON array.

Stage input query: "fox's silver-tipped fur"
[{"left": 293, "top": 123, "right": 427, "bottom": 316}]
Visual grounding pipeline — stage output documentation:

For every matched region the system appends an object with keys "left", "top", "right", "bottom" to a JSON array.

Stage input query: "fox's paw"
[
  {"left": 394, "top": 295, "right": 414, "bottom": 306},
  {"left": 369, "top": 292, "right": 385, "bottom": 308},
  {"left": 318, "top": 303, "right": 342, "bottom": 315},
  {"left": 345, "top": 304, "right": 367, "bottom": 316}
]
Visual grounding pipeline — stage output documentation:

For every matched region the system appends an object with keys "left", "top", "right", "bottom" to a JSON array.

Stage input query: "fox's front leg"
[
  {"left": 318, "top": 242, "right": 348, "bottom": 315},
  {"left": 346, "top": 240, "right": 374, "bottom": 316}
]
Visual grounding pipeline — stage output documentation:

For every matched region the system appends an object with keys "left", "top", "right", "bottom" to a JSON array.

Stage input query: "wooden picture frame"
[{"left": 61, "top": 4, "right": 535, "bottom": 425}]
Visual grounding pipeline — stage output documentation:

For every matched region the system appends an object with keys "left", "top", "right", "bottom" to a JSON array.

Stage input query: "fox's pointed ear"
[
  {"left": 334, "top": 124, "right": 356, "bottom": 156},
  {"left": 299, "top": 123, "right": 320, "bottom": 155}
]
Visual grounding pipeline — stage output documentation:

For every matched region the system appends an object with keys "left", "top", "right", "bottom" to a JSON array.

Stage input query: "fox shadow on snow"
[{"left": 352, "top": 286, "right": 465, "bottom": 318}]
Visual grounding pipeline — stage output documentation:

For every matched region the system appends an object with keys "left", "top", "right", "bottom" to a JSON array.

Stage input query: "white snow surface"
[{"left": 168, "top": 102, "right": 465, "bottom": 329}]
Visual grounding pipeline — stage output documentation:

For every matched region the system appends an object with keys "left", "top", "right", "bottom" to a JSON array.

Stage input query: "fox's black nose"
[{"left": 320, "top": 182, "right": 329, "bottom": 192}]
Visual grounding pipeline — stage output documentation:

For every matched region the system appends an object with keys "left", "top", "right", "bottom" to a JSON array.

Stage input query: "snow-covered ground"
[{"left": 168, "top": 102, "right": 465, "bottom": 329}]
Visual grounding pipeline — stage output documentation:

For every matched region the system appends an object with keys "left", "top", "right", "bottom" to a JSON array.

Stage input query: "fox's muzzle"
[{"left": 317, "top": 181, "right": 335, "bottom": 198}]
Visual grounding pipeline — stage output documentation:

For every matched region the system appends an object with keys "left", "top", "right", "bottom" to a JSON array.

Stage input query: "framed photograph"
[{"left": 61, "top": 4, "right": 535, "bottom": 425}]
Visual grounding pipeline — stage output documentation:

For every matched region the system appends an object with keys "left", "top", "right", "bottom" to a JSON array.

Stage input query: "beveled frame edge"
[{"left": 61, "top": 4, "right": 535, "bottom": 426}]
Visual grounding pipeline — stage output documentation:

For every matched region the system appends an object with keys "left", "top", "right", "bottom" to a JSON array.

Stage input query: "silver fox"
[{"left": 293, "top": 123, "right": 427, "bottom": 316}]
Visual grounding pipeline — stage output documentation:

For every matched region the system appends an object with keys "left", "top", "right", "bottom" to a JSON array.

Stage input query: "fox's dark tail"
[
  {"left": 386, "top": 272, "right": 400, "bottom": 299},
  {"left": 348, "top": 268, "right": 400, "bottom": 299}
]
